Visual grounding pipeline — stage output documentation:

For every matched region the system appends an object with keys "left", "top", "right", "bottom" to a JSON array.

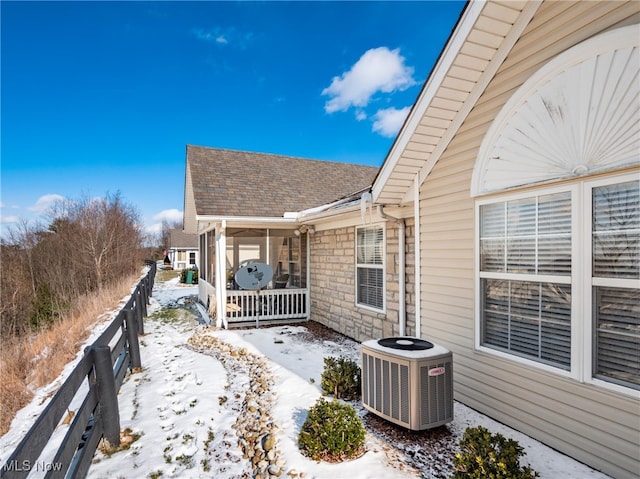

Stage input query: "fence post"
[
  {"left": 124, "top": 309, "right": 142, "bottom": 370},
  {"left": 92, "top": 346, "right": 120, "bottom": 447},
  {"left": 139, "top": 284, "right": 148, "bottom": 317},
  {"left": 143, "top": 276, "right": 150, "bottom": 303},
  {"left": 134, "top": 294, "right": 144, "bottom": 335}
]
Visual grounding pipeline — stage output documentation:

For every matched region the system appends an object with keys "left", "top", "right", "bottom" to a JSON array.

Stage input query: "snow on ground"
[{"left": 1, "top": 275, "right": 612, "bottom": 479}]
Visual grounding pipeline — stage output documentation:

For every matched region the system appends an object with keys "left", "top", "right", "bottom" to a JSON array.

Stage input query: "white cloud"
[
  {"left": 152, "top": 208, "right": 183, "bottom": 223},
  {"left": 0, "top": 215, "right": 19, "bottom": 224},
  {"left": 145, "top": 222, "right": 164, "bottom": 235},
  {"left": 193, "top": 28, "right": 217, "bottom": 43},
  {"left": 145, "top": 209, "right": 183, "bottom": 236},
  {"left": 322, "top": 47, "right": 416, "bottom": 114},
  {"left": 372, "top": 106, "right": 411, "bottom": 137},
  {"left": 192, "top": 27, "right": 253, "bottom": 48},
  {"left": 28, "top": 194, "right": 66, "bottom": 214}
]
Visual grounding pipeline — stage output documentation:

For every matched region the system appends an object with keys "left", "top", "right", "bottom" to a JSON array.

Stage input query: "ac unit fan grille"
[
  {"left": 362, "top": 352, "right": 409, "bottom": 424},
  {"left": 419, "top": 362, "right": 453, "bottom": 427},
  {"left": 377, "top": 337, "right": 434, "bottom": 350},
  {"left": 361, "top": 342, "right": 453, "bottom": 431}
]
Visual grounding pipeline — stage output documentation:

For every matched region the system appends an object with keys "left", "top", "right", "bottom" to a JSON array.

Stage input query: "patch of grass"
[
  {"left": 163, "top": 445, "right": 172, "bottom": 463},
  {"left": 98, "top": 428, "right": 141, "bottom": 457},
  {"left": 148, "top": 308, "right": 179, "bottom": 323},
  {"left": 175, "top": 454, "right": 194, "bottom": 468},
  {"left": 204, "top": 429, "right": 215, "bottom": 450},
  {"left": 201, "top": 458, "right": 211, "bottom": 472},
  {"left": 148, "top": 471, "right": 163, "bottom": 479},
  {"left": 156, "top": 269, "right": 181, "bottom": 282}
]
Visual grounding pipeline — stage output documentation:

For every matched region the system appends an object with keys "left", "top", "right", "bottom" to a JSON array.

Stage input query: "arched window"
[
  {"left": 472, "top": 25, "right": 638, "bottom": 196},
  {"left": 474, "top": 26, "right": 639, "bottom": 392}
]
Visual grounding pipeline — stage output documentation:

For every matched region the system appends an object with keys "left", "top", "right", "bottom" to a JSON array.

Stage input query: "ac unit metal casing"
[{"left": 361, "top": 337, "right": 453, "bottom": 430}]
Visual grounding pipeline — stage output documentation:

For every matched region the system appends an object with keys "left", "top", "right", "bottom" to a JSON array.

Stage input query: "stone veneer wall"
[{"left": 309, "top": 218, "right": 415, "bottom": 343}]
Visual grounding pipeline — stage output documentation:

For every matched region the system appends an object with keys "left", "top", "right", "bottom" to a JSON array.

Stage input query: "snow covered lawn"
[{"left": 1, "top": 276, "right": 612, "bottom": 479}]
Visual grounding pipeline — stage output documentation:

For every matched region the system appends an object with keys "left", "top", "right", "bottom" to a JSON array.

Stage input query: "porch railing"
[{"left": 225, "top": 288, "right": 308, "bottom": 325}]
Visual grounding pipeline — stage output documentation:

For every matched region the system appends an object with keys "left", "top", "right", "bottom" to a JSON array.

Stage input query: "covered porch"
[{"left": 198, "top": 222, "right": 311, "bottom": 328}]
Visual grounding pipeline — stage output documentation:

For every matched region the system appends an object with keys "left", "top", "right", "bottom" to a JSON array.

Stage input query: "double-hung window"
[
  {"left": 591, "top": 178, "right": 639, "bottom": 389},
  {"left": 356, "top": 225, "right": 385, "bottom": 311},
  {"left": 479, "top": 190, "right": 573, "bottom": 370},
  {"left": 478, "top": 174, "right": 639, "bottom": 391}
]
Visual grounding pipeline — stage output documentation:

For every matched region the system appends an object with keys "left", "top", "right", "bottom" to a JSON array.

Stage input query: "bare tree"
[
  {"left": 159, "top": 219, "right": 183, "bottom": 252},
  {"left": 0, "top": 193, "right": 145, "bottom": 336}
]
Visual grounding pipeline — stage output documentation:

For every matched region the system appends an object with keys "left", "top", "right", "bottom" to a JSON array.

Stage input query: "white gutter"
[
  {"left": 197, "top": 215, "right": 298, "bottom": 225},
  {"left": 377, "top": 205, "right": 406, "bottom": 337},
  {"left": 289, "top": 186, "right": 373, "bottom": 219}
]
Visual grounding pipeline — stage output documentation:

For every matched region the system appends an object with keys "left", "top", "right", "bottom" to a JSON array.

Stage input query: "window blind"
[
  {"left": 356, "top": 226, "right": 384, "bottom": 310},
  {"left": 592, "top": 180, "right": 639, "bottom": 389},
  {"left": 480, "top": 191, "right": 572, "bottom": 369}
]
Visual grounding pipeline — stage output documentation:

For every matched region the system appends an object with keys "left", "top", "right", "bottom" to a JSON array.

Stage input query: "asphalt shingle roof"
[
  {"left": 169, "top": 229, "right": 198, "bottom": 248},
  {"left": 187, "top": 145, "right": 379, "bottom": 218}
]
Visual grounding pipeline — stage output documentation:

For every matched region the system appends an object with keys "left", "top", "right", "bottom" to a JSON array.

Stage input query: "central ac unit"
[{"left": 361, "top": 337, "right": 453, "bottom": 430}]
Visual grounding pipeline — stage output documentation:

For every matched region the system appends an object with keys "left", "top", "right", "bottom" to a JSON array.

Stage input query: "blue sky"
[{"left": 1, "top": 1, "right": 465, "bottom": 238}]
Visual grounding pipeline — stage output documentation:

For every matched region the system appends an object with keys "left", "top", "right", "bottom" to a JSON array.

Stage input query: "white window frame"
[
  {"left": 355, "top": 223, "right": 386, "bottom": 313},
  {"left": 583, "top": 172, "right": 640, "bottom": 395},
  {"left": 475, "top": 171, "right": 639, "bottom": 396}
]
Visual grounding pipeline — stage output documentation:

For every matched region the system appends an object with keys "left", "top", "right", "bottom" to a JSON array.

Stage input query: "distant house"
[
  {"left": 183, "top": 2, "right": 639, "bottom": 477},
  {"left": 183, "top": 145, "right": 378, "bottom": 326},
  {"left": 168, "top": 229, "right": 198, "bottom": 271}
]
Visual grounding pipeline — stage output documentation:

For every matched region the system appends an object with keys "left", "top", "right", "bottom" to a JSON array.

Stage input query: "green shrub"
[
  {"left": 30, "top": 283, "right": 64, "bottom": 329},
  {"left": 320, "top": 356, "right": 361, "bottom": 400},
  {"left": 452, "top": 425, "right": 538, "bottom": 479},
  {"left": 298, "top": 398, "right": 365, "bottom": 462}
]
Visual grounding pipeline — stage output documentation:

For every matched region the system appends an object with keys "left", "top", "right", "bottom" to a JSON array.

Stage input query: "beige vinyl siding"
[
  {"left": 416, "top": 2, "right": 639, "bottom": 478},
  {"left": 183, "top": 161, "right": 197, "bottom": 234},
  {"left": 454, "top": 358, "right": 638, "bottom": 475}
]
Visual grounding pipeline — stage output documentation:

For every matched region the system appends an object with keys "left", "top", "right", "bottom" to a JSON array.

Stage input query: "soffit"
[{"left": 372, "top": 0, "right": 540, "bottom": 206}]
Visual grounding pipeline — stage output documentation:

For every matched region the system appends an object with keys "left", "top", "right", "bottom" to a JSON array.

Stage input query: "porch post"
[{"left": 215, "top": 221, "right": 228, "bottom": 328}]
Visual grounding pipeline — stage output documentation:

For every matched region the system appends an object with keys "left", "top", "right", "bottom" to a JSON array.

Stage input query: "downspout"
[
  {"left": 306, "top": 230, "right": 311, "bottom": 320},
  {"left": 376, "top": 205, "right": 406, "bottom": 337},
  {"left": 414, "top": 176, "right": 421, "bottom": 338}
]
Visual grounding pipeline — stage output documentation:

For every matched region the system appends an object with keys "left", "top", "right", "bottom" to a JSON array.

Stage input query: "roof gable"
[
  {"left": 186, "top": 145, "right": 379, "bottom": 219},
  {"left": 169, "top": 229, "right": 198, "bottom": 248},
  {"left": 372, "top": 0, "right": 540, "bottom": 205}
]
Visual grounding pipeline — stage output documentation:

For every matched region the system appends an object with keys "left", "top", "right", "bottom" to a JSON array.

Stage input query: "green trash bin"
[{"left": 186, "top": 270, "right": 193, "bottom": 284}]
